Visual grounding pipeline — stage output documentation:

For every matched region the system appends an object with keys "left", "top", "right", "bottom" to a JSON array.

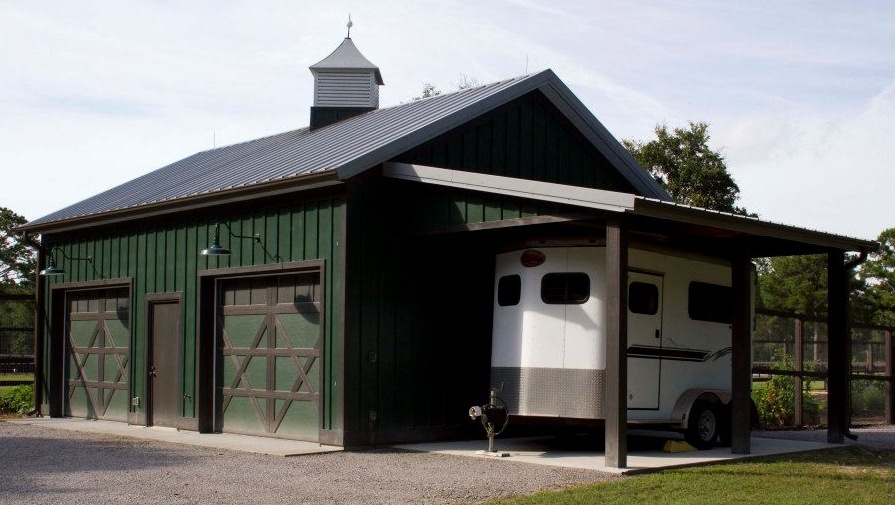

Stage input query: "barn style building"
[{"left": 21, "top": 35, "right": 876, "bottom": 467}]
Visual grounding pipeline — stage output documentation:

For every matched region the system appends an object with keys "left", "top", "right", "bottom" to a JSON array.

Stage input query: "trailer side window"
[
  {"left": 688, "top": 281, "right": 732, "bottom": 324},
  {"left": 541, "top": 273, "right": 590, "bottom": 304},
  {"left": 629, "top": 282, "right": 659, "bottom": 315},
  {"left": 497, "top": 275, "right": 522, "bottom": 306}
]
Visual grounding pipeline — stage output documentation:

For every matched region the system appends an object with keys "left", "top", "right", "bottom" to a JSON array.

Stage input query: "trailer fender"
[{"left": 671, "top": 389, "right": 731, "bottom": 429}]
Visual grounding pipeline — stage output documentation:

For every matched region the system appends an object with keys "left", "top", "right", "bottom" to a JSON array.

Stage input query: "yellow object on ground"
[{"left": 663, "top": 440, "right": 697, "bottom": 453}]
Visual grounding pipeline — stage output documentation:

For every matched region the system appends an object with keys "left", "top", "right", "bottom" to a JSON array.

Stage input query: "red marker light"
[{"left": 520, "top": 249, "right": 546, "bottom": 267}]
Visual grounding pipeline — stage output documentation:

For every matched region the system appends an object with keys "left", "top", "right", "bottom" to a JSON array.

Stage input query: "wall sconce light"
[
  {"left": 39, "top": 246, "right": 92, "bottom": 276},
  {"left": 201, "top": 223, "right": 279, "bottom": 262}
]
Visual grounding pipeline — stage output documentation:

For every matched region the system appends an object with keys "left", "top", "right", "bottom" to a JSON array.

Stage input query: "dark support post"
[
  {"left": 34, "top": 247, "right": 45, "bottom": 415},
  {"left": 605, "top": 218, "right": 628, "bottom": 468},
  {"left": 827, "top": 251, "right": 848, "bottom": 443},
  {"left": 794, "top": 318, "right": 804, "bottom": 427},
  {"left": 731, "top": 247, "right": 752, "bottom": 454},
  {"left": 886, "top": 330, "right": 893, "bottom": 425}
]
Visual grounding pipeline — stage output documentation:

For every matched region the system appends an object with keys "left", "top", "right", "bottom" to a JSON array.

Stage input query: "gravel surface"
[{"left": 0, "top": 421, "right": 614, "bottom": 505}]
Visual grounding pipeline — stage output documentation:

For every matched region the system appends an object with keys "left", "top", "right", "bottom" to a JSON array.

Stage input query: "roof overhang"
[
  {"left": 382, "top": 162, "right": 878, "bottom": 257},
  {"left": 18, "top": 171, "right": 342, "bottom": 235}
]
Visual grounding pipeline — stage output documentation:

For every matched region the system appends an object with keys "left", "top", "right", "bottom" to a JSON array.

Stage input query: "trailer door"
[{"left": 626, "top": 271, "right": 663, "bottom": 410}]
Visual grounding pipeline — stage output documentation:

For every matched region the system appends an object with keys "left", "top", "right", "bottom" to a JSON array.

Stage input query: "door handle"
[
  {"left": 149, "top": 366, "right": 157, "bottom": 378},
  {"left": 655, "top": 329, "right": 661, "bottom": 338}
]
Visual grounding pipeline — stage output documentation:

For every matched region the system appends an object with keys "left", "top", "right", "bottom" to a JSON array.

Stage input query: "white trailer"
[{"left": 491, "top": 245, "right": 745, "bottom": 449}]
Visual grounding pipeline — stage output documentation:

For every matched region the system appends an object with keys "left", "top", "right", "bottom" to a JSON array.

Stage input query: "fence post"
[
  {"left": 794, "top": 316, "right": 803, "bottom": 427},
  {"left": 886, "top": 329, "right": 894, "bottom": 425}
]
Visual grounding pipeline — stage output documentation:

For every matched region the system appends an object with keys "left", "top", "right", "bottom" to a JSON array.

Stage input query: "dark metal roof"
[
  {"left": 310, "top": 37, "right": 384, "bottom": 85},
  {"left": 23, "top": 69, "right": 671, "bottom": 231}
]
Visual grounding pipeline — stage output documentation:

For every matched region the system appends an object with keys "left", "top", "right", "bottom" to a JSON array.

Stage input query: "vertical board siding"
[
  {"left": 41, "top": 197, "right": 344, "bottom": 432},
  {"left": 396, "top": 91, "right": 636, "bottom": 194},
  {"left": 345, "top": 179, "right": 494, "bottom": 445}
]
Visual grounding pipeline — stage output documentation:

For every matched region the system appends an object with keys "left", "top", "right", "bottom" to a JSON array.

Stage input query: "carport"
[{"left": 383, "top": 161, "right": 878, "bottom": 468}]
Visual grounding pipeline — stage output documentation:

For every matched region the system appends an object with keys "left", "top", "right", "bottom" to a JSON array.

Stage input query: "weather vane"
[{"left": 346, "top": 14, "right": 353, "bottom": 38}]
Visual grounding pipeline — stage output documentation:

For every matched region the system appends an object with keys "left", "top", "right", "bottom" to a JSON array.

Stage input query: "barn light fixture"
[
  {"left": 201, "top": 222, "right": 279, "bottom": 262},
  {"left": 39, "top": 246, "right": 92, "bottom": 276}
]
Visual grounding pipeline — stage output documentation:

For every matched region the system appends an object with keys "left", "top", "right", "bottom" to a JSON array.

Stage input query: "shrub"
[
  {"left": 852, "top": 380, "right": 886, "bottom": 413},
  {"left": 752, "top": 351, "right": 820, "bottom": 427},
  {"left": 1, "top": 384, "right": 34, "bottom": 414}
]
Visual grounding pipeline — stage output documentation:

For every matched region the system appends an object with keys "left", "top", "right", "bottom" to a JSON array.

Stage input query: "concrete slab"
[
  {"left": 6, "top": 417, "right": 342, "bottom": 457},
  {"left": 395, "top": 435, "right": 837, "bottom": 474}
]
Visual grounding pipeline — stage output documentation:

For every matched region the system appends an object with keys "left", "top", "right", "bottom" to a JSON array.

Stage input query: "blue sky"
[{"left": 1, "top": 0, "right": 892, "bottom": 240}]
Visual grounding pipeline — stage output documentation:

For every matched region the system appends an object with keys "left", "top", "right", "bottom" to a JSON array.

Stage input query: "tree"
[
  {"left": 414, "top": 74, "right": 479, "bottom": 101},
  {"left": 623, "top": 122, "right": 748, "bottom": 214},
  {"left": 757, "top": 255, "right": 829, "bottom": 318},
  {"left": 0, "top": 207, "right": 35, "bottom": 292},
  {"left": 856, "top": 228, "right": 895, "bottom": 326}
]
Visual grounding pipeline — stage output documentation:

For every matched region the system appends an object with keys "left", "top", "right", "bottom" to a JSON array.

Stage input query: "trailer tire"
[{"left": 685, "top": 400, "right": 719, "bottom": 450}]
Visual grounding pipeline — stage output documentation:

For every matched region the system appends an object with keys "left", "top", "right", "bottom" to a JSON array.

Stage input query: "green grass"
[
  {"left": 481, "top": 447, "right": 895, "bottom": 505},
  {"left": 0, "top": 373, "right": 33, "bottom": 396},
  {"left": 0, "top": 373, "right": 33, "bottom": 382}
]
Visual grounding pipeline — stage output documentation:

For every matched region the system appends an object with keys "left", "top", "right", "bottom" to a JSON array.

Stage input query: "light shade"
[
  {"left": 201, "top": 224, "right": 232, "bottom": 256},
  {"left": 39, "top": 257, "right": 66, "bottom": 276}
]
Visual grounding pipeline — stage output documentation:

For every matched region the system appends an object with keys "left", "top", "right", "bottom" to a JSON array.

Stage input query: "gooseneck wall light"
[
  {"left": 39, "top": 246, "right": 93, "bottom": 277},
  {"left": 201, "top": 223, "right": 279, "bottom": 262}
]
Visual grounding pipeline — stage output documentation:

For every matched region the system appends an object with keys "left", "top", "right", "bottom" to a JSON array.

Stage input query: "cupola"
[{"left": 309, "top": 20, "right": 384, "bottom": 130}]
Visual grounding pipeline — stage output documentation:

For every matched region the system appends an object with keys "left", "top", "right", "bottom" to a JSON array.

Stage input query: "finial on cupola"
[{"left": 347, "top": 14, "right": 353, "bottom": 38}]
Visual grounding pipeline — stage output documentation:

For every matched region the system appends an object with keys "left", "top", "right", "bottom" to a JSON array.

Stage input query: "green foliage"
[
  {"left": 752, "top": 351, "right": 820, "bottom": 427},
  {"left": 852, "top": 380, "right": 886, "bottom": 413},
  {"left": 856, "top": 228, "right": 895, "bottom": 326},
  {"left": 0, "top": 384, "right": 34, "bottom": 414},
  {"left": 0, "top": 206, "right": 36, "bottom": 291},
  {"left": 623, "top": 121, "right": 748, "bottom": 214},
  {"left": 757, "top": 254, "right": 829, "bottom": 318}
]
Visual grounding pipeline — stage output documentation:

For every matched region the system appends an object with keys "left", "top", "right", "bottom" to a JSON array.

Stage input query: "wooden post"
[
  {"left": 34, "top": 247, "right": 46, "bottom": 415},
  {"left": 604, "top": 218, "right": 628, "bottom": 468},
  {"left": 886, "top": 329, "right": 893, "bottom": 425},
  {"left": 827, "top": 251, "right": 848, "bottom": 443},
  {"left": 731, "top": 247, "right": 752, "bottom": 454},
  {"left": 794, "top": 317, "right": 804, "bottom": 428}
]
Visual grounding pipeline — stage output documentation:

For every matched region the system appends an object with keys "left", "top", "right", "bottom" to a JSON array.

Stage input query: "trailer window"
[
  {"left": 688, "top": 281, "right": 732, "bottom": 324},
  {"left": 541, "top": 273, "right": 590, "bottom": 304},
  {"left": 497, "top": 275, "right": 521, "bottom": 306},
  {"left": 629, "top": 282, "right": 659, "bottom": 315}
]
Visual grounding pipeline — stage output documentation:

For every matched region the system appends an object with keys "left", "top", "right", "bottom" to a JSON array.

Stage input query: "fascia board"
[{"left": 383, "top": 162, "right": 635, "bottom": 213}]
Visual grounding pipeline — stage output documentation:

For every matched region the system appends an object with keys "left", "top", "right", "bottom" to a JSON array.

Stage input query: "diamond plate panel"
[{"left": 491, "top": 367, "right": 605, "bottom": 419}]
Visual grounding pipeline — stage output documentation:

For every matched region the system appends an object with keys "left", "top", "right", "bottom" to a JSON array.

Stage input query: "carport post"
[
  {"left": 605, "top": 218, "right": 628, "bottom": 468},
  {"left": 827, "top": 251, "right": 848, "bottom": 443},
  {"left": 731, "top": 247, "right": 752, "bottom": 454}
]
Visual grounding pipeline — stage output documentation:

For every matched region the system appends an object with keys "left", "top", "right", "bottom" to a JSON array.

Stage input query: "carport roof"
[
  {"left": 21, "top": 69, "right": 669, "bottom": 232},
  {"left": 383, "top": 162, "right": 878, "bottom": 256}
]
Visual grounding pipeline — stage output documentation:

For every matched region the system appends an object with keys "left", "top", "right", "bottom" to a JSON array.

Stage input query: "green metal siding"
[
  {"left": 396, "top": 91, "right": 637, "bottom": 193},
  {"left": 345, "top": 178, "right": 496, "bottom": 445},
  {"left": 40, "top": 197, "right": 344, "bottom": 432}
]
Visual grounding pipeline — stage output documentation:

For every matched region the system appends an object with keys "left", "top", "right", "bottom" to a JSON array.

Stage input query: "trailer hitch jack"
[{"left": 469, "top": 388, "right": 509, "bottom": 457}]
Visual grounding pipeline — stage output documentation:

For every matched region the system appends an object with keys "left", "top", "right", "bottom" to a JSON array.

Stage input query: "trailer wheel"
[{"left": 685, "top": 400, "right": 719, "bottom": 450}]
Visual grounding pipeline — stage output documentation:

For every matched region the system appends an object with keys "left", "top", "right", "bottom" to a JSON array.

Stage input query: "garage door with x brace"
[
  {"left": 65, "top": 287, "right": 130, "bottom": 422},
  {"left": 218, "top": 272, "right": 322, "bottom": 440}
]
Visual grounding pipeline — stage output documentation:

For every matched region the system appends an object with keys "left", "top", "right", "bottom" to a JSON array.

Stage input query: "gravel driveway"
[{"left": 0, "top": 421, "right": 612, "bottom": 505}]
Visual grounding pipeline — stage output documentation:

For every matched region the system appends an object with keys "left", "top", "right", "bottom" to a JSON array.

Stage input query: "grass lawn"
[
  {"left": 0, "top": 373, "right": 33, "bottom": 396},
  {"left": 482, "top": 447, "right": 895, "bottom": 505}
]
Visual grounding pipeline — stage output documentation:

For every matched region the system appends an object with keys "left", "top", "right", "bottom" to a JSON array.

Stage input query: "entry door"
[
  {"left": 626, "top": 271, "right": 664, "bottom": 410},
  {"left": 149, "top": 300, "right": 182, "bottom": 427}
]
